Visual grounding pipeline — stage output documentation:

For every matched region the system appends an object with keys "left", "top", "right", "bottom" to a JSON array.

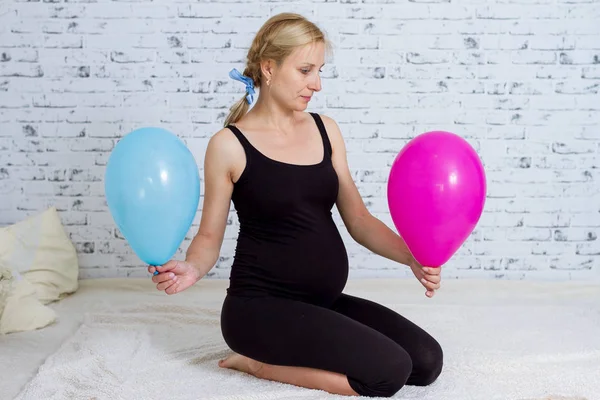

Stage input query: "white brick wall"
[
  {"left": 1, "top": 1, "right": 599, "bottom": 281},
  {"left": 0, "top": 1, "right": 9, "bottom": 18}
]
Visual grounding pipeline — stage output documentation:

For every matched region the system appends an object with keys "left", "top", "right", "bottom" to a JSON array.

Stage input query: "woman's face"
[{"left": 264, "top": 41, "right": 325, "bottom": 111}]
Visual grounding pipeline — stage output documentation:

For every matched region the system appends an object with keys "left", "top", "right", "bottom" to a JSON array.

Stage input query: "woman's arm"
[
  {"left": 320, "top": 115, "right": 414, "bottom": 267},
  {"left": 321, "top": 115, "right": 441, "bottom": 297},
  {"left": 185, "top": 128, "right": 242, "bottom": 279}
]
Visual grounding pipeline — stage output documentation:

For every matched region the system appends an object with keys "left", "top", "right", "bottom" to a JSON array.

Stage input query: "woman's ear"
[{"left": 260, "top": 59, "right": 275, "bottom": 85}]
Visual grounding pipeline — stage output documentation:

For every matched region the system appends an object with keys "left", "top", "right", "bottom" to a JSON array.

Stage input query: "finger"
[
  {"left": 157, "top": 276, "right": 178, "bottom": 291},
  {"left": 152, "top": 272, "right": 175, "bottom": 284},
  {"left": 420, "top": 278, "right": 440, "bottom": 291},
  {"left": 426, "top": 290, "right": 435, "bottom": 298},
  {"left": 422, "top": 267, "right": 441, "bottom": 275},
  {"left": 155, "top": 260, "right": 179, "bottom": 274},
  {"left": 165, "top": 281, "right": 180, "bottom": 295},
  {"left": 423, "top": 274, "right": 441, "bottom": 284}
]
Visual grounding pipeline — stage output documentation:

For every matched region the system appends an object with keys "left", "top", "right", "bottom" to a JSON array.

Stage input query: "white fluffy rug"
[{"left": 12, "top": 278, "right": 600, "bottom": 400}]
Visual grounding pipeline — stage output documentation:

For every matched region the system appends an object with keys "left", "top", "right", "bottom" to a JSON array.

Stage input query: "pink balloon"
[{"left": 387, "top": 131, "right": 486, "bottom": 267}]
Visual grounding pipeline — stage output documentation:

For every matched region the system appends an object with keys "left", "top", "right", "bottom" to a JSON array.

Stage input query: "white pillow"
[
  {"left": 0, "top": 207, "right": 79, "bottom": 334},
  {"left": 0, "top": 268, "right": 57, "bottom": 335}
]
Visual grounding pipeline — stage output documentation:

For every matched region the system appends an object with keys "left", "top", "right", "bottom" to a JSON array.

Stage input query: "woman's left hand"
[{"left": 409, "top": 257, "right": 441, "bottom": 298}]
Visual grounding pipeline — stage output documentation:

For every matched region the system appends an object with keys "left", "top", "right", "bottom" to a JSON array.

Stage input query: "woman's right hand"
[{"left": 148, "top": 260, "right": 202, "bottom": 295}]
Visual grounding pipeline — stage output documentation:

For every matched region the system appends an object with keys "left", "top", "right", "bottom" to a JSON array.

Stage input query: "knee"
[
  {"left": 351, "top": 349, "right": 412, "bottom": 398},
  {"left": 411, "top": 339, "right": 444, "bottom": 386},
  {"left": 381, "top": 357, "right": 413, "bottom": 397}
]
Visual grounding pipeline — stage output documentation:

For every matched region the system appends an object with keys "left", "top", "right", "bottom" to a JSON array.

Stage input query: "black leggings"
[{"left": 220, "top": 293, "right": 443, "bottom": 398}]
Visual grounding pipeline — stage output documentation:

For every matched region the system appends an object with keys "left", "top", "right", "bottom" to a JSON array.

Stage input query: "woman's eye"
[{"left": 301, "top": 68, "right": 323, "bottom": 74}]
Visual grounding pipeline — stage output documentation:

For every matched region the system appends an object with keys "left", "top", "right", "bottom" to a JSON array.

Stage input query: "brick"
[
  {"left": 576, "top": 242, "right": 600, "bottom": 256},
  {"left": 37, "top": 49, "right": 109, "bottom": 65},
  {"left": 552, "top": 141, "right": 596, "bottom": 155},
  {"left": 0, "top": 64, "right": 43, "bottom": 77},
  {"left": 529, "top": 36, "right": 577, "bottom": 51},
  {"left": 528, "top": 96, "right": 576, "bottom": 110},
  {"left": 338, "top": 35, "right": 379, "bottom": 50},
  {"left": 477, "top": 5, "right": 557, "bottom": 19},
  {"left": 549, "top": 256, "right": 594, "bottom": 270},
  {"left": 110, "top": 50, "right": 155, "bottom": 63},
  {"left": 506, "top": 228, "right": 553, "bottom": 241},
  {"left": 532, "top": 155, "right": 579, "bottom": 169},
  {"left": 407, "top": 51, "right": 450, "bottom": 64},
  {"left": 511, "top": 51, "right": 557, "bottom": 65},
  {"left": 559, "top": 51, "right": 600, "bottom": 65},
  {"left": 0, "top": 49, "right": 38, "bottom": 63},
  {"left": 10, "top": 167, "right": 45, "bottom": 181},
  {"left": 577, "top": 36, "right": 600, "bottom": 50}
]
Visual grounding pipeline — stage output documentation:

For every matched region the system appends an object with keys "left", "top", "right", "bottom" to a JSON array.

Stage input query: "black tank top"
[{"left": 225, "top": 112, "right": 349, "bottom": 307}]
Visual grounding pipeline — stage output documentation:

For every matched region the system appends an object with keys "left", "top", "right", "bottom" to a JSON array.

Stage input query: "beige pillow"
[
  {"left": 0, "top": 268, "right": 58, "bottom": 335},
  {"left": 0, "top": 207, "right": 79, "bottom": 334},
  {"left": 0, "top": 264, "right": 15, "bottom": 322}
]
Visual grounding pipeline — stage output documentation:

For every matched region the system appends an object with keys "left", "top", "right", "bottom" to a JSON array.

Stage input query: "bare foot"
[{"left": 218, "top": 352, "right": 265, "bottom": 377}]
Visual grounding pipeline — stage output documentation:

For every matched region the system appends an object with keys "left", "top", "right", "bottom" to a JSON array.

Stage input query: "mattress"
[{"left": 1, "top": 277, "right": 599, "bottom": 400}]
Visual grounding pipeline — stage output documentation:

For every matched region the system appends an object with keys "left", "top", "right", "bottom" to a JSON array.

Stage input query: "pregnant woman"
[{"left": 149, "top": 12, "right": 443, "bottom": 398}]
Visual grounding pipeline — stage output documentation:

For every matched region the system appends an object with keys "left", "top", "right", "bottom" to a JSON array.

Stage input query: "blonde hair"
[{"left": 224, "top": 13, "right": 332, "bottom": 127}]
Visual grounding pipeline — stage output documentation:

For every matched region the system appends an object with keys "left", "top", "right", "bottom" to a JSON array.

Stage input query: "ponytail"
[
  {"left": 224, "top": 95, "right": 250, "bottom": 127},
  {"left": 224, "top": 68, "right": 255, "bottom": 127}
]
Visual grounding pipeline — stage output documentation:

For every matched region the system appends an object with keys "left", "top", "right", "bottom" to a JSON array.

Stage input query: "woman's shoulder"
[
  {"left": 205, "top": 126, "right": 246, "bottom": 169},
  {"left": 307, "top": 112, "right": 345, "bottom": 149},
  {"left": 307, "top": 112, "right": 341, "bottom": 132},
  {"left": 305, "top": 112, "right": 347, "bottom": 159},
  {"left": 209, "top": 126, "right": 242, "bottom": 152}
]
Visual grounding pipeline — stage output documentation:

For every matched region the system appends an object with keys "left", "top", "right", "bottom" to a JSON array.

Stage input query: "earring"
[{"left": 266, "top": 78, "right": 271, "bottom": 86}]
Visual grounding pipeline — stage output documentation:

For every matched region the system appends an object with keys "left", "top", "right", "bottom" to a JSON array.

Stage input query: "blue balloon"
[{"left": 105, "top": 127, "right": 200, "bottom": 269}]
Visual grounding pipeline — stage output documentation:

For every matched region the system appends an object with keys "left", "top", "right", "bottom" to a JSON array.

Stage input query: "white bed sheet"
[{"left": 2, "top": 277, "right": 599, "bottom": 400}]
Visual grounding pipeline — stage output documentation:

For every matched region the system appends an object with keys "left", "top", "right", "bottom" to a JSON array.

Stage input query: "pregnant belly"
[{"left": 260, "top": 233, "right": 349, "bottom": 305}]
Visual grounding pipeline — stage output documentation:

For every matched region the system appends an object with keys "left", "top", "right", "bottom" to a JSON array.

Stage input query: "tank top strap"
[
  {"left": 309, "top": 112, "right": 333, "bottom": 159},
  {"left": 226, "top": 124, "right": 254, "bottom": 153}
]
